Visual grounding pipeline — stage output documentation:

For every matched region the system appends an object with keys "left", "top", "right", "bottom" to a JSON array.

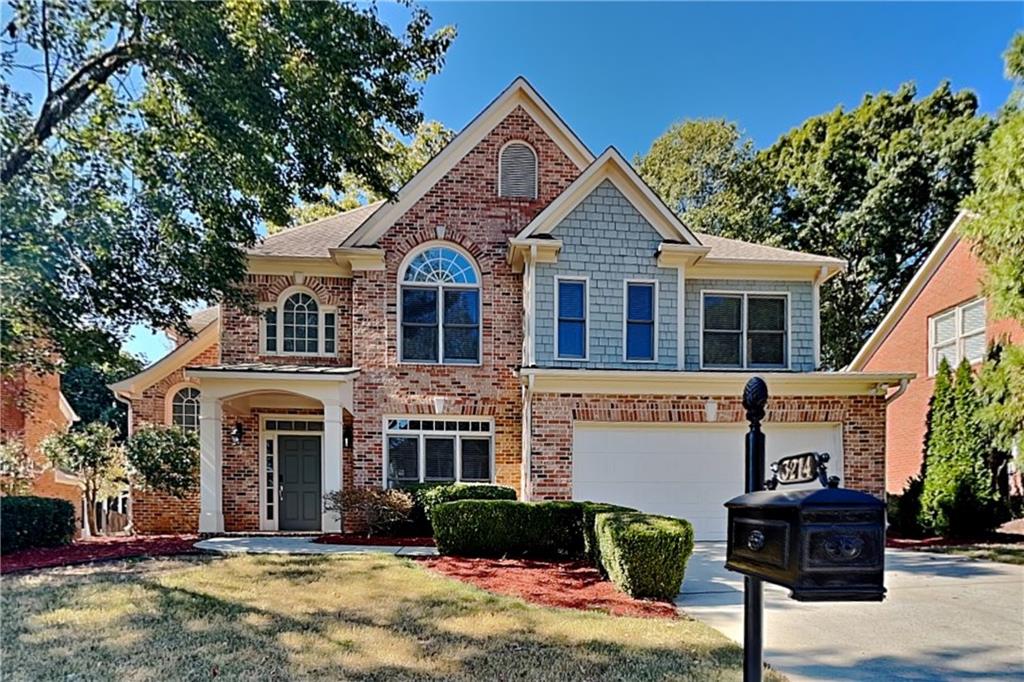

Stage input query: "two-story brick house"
[
  {"left": 849, "top": 212, "right": 1024, "bottom": 493},
  {"left": 111, "top": 78, "right": 910, "bottom": 540}
]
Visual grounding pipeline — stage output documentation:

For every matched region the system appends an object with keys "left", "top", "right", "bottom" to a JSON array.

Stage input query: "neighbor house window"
[
  {"left": 556, "top": 278, "right": 587, "bottom": 359},
  {"left": 930, "top": 298, "right": 986, "bottom": 374},
  {"left": 400, "top": 245, "right": 481, "bottom": 364},
  {"left": 625, "top": 281, "right": 656, "bottom": 361},
  {"left": 260, "top": 288, "right": 337, "bottom": 356},
  {"left": 384, "top": 418, "right": 493, "bottom": 485},
  {"left": 702, "top": 292, "right": 788, "bottom": 369},
  {"left": 171, "top": 387, "right": 201, "bottom": 432},
  {"left": 498, "top": 141, "right": 538, "bottom": 199}
]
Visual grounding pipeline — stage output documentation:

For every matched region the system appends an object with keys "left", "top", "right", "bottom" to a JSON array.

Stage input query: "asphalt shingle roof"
[
  {"left": 248, "top": 201, "right": 384, "bottom": 258},
  {"left": 694, "top": 232, "right": 844, "bottom": 266}
]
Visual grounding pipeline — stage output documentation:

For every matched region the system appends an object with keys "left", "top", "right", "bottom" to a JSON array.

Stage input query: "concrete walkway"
[
  {"left": 195, "top": 536, "right": 438, "bottom": 556},
  {"left": 677, "top": 542, "right": 1024, "bottom": 681}
]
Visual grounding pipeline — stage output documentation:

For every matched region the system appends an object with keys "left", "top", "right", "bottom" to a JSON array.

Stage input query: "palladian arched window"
[
  {"left": 171, "top": 387, "right": 201, "bottom": 432},
  {"left": 400, "top": 246, "right": 480, "bottom": 364},
  {"left": 260, "top": 288, "right": 337, "bottom": 356}
]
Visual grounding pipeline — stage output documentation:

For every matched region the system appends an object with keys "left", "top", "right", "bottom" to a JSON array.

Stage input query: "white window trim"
[
  {"left": 622, "top": 279, "right": 659, "bottom": 363},
  {"left": 554, "top": 276, "right": 590, "bottom": 361},
  {"left": 497, "top": 139, "right": 539, "bottom": 200},
  {"left": 928, "top": 298, "right": 986, "bottom": 376},
  {"left": 380, "top": 416, "right": 496, "bottom": 488},
  {"left": 260, "top": 285, "right": 338, "bottom": 358},
  {"left": 699, "top": 290, "right": 792, "bottom": 371},
  {"left": 397, "top": 241, "right": 483, "bottom": 367},
  {"left": 258, "top": 414, "right": 325, "bottom": 532},
  {"left": 165, "top": 382, "right": 201, "bottom": 432}
]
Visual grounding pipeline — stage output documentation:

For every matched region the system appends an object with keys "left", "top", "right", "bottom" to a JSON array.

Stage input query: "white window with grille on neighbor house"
[
  {"left": 929, "top": 298, "right": 986, "bottom": 374},
  {"left": 498, "top": 141, "right": 538, "bottom": 199}
]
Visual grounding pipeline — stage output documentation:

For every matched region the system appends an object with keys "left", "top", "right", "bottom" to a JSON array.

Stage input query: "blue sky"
[{"left": 126, "top": 1, "right": 1021, "bottom": 362}]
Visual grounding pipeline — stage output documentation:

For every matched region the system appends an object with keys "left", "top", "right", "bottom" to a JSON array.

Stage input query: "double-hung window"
[
  {"left": 625, "top": 281, "right": 656, "bottom": 361},
  {"left": 385, "top": 418, "right": 493, "bottom": 485},
  {"left": 400, "top": 246, "right": 481, "bottom": 364},
  {"left": 702, "top": 292, "right": 788, "bottom": 369},
  {"left": 556, "top": 278, "right": 587, "bottom": 359},
  {"left": 929, "top": 299, "right": 986, "bottom": 374}
]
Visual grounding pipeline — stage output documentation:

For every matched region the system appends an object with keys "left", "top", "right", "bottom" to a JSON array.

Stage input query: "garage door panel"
[{"left": 572, "top": 423, "right": 843, "bottom": 541}]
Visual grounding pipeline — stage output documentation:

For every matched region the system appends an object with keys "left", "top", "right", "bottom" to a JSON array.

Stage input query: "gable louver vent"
[{"left": 499, "top": 142, "right": 538, "bottom": 199}]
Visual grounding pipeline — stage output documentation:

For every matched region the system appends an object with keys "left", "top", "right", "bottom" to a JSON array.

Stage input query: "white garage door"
[{"left": 572, "top": 422, "right": 843, "bottom": 541}]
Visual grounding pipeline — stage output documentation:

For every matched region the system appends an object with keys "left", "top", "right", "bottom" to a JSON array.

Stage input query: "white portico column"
[
  {"left": 198, "top": 397, "right": 224, "bottom": 533},
  {"left": 322, "top": 401, "right": 344, "bottom": 532}
]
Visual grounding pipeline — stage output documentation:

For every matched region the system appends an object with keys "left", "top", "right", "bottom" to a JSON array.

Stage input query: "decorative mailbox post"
[{"left": 726, "top": 378, "right": 887, "bottom": 681}]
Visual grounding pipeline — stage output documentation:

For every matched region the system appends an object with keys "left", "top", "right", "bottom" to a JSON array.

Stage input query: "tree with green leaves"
[
  {"left": 919, "top": 359, "right": 1001, "bottom": 537},
  {"left": 125, "top": 425, "right": 199, "bottom": 499},
  {"left": 962, "top": 32, "right": 1024, "bottom": 323},
  {"left": 267, "top": 120, "right": 455, "bottom": 233},
  {"left": 61, "top": 352, "right": 143, "bottom": 438},
  {"left": 40, "top": 422, "right": 125, "bottom": 535},
  {"left": 1, "top": 0, "right": 454, "bottom": 373},
  {"left": 635, "top": 119, "right": 755, "bottom": 235}
]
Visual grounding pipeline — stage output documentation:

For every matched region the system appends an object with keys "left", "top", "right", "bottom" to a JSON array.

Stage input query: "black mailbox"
[{"left": 725, "top": 486, "right": 886, "bottom": 602}]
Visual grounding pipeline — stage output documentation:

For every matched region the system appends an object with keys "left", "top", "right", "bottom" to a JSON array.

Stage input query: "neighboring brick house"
[
  {"left": 849, "top": 212, "right": 1024, "bottom": 493},
  {"left": 111, "top": 78, "right": 909, "bottom": 540},
  {"left": 1, "top": 367, "right": 82, "bottom": 515}
]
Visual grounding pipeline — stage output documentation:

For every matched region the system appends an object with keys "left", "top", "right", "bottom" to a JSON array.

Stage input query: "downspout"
[
  {"left": 113, "top": 391, "right": 134, "bottom": 535},
  {"left": 884, "top": 378, "right": 910, "bottom": 405},
  {"left": 522, "top": 373, "right": 535, "bottom": 501}
]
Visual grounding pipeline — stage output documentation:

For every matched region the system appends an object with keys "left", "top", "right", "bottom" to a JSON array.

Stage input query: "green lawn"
[
  {"left": 923, "top": 543, "right": 1024, "bottom": 565},
  {"left": 1, "top": 554, "right": 783, "bottom": 681}
]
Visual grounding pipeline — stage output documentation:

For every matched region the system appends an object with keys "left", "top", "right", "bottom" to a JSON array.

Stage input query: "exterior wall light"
[{"left": 231, "top": 422, "right": 245, "bottom": 445}]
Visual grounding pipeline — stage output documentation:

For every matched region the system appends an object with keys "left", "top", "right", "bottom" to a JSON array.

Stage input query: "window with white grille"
[
  {"left": 929, "top": 298, "right": 986, "bottom": 374},
  {"left": 499, "top": 142, "right": 538, "bottom": 199}
]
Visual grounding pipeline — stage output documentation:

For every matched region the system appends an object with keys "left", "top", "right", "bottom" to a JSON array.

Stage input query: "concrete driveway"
[{"left": 677, "top": 543, "right": 1024, "bottom": 681}]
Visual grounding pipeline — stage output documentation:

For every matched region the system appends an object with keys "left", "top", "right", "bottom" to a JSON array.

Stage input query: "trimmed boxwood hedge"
[
  {"left": 1, "top": 496, "right": 77, "bottom": 553},
  {"left": 594, "top": 511, "right": 694, "bottom": 600},
  {"left": 401, "top": 482, "right": 517, "bottom": 534}
]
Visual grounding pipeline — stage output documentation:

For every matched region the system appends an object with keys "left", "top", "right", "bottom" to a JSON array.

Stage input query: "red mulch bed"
[
  {"left": 887, "top": 532, "right": 1024, "bottom": 550},
  {"left": 314, "top": 533, "right": 435, "bottom": 546},
  {"left": 420, "top": 556, "right": 677, "bottom": 619},
  {"left": 1, "top": 535, "right": 199, "bottom": 575}
]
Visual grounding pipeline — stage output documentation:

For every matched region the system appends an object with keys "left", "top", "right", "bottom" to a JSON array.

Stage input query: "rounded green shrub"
[
  {"left": 431, "top": 499, "right": 585, "bottom": 559},
  {"left": 594, "top": 512, "right": 694, "bottom": 600},
  {"left": 1, "top": 496, "right": 77, "bottom": 552}
]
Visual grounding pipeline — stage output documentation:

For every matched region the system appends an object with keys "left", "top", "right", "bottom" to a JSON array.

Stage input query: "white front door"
[{"left": 572, "top": 422, "right": 843, "bottom": 541}]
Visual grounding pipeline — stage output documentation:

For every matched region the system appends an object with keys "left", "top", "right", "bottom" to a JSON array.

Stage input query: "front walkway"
[
  {"left": 677, "top": 542, "right": 1024, "bottom": 681},
  {"left": 195, "top": 536, "right": 437, "bottom": 556}
]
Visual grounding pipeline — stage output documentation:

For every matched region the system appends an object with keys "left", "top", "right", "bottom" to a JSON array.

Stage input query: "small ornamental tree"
[
  {"left": 919, "top": 359, "right": 1001, "bottom": 536},
  {"left": 0, "top": 439, "right": 38, "bottom": 496},
  {"left": 125, "top": 426, "right": 199, "bottom": 499},
  {"left": 40, "top": 423, "right": 125, "bottom": 536}
]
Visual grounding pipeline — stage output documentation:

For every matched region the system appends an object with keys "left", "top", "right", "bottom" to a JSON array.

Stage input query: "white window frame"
[
  {"left": 259, "top": 285, "right": 338, "bottom": 358},
  {"left": 699, "top": 290, "right": 791, "bottom": 370},
  {"left": 554, "top": 276, "right": 589, "bottom": 361},
  {"left": 381, "top": 416, "right": 495, "bottom": 487},
  {"left": 928, "top": 298, "right": 986, "bottom": 376},
  {"left": 497, "top": 139, "right": 539, "bottom": 200},
  {"left": 622, "top": 279, "right": 659, "bottom": 363},
  {"left": 258, "top": 414, "right": 325, "bottom": 532},
  {"left": 166, "top": 383, "right": 201, "bottom": 432},
  {"left": 397, "top": 242, "right": 482, "bottom": 366}
]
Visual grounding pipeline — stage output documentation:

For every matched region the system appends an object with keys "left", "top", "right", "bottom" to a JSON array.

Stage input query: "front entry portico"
[{"left": 183, "top": 365, "right": 358, "bottom": 534}]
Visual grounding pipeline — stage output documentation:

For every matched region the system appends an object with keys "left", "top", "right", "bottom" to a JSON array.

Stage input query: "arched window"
[
  {"left": 400, "top": 245, "right": 480, "bottom": 364},
  {"left": 171, "top": 387, "right": 201, "bottom": 432},
  {"left": 260, "top": 288, "right": 337, "bottom": 356},
  {"left": 499, "top": 141, "right": 538, "bottom": 199}
]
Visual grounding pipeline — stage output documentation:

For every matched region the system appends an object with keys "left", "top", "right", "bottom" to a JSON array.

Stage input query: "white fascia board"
[{"left": 108, "top": 321, "right": 219, "bottom": 398}]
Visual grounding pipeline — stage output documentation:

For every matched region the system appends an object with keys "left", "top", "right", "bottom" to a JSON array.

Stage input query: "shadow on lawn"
[{"left": 1, "top": 553, "right": 773, "bottom": 681}]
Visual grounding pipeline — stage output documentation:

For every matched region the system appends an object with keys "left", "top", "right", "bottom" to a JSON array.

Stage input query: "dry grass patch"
[{"left": 2, "top": 553, "right": 784, "bottom": 681}]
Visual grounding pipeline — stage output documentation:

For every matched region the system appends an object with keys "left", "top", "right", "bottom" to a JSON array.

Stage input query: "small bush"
[
  {"left": 432, "top": 500, "right": 584, "bottom": 559},
  {"left": 324, "top": 488, "right": 415, "bottom": 536},
  {"left": 887, "top": 476, "right": 925, "bottom": 538},
  {"left": 594, "top": 512, "right": 694, "bottom": 600},
  {"left": 580, "top": 501, "right": 636, "bottom": 567},
  {"left": 125, "top": 425, "right": 199, "bottom": 498},
  {"left": 1, "top": 496, "right": 77, "bottom": 552},
  {"left": 399, "top": 482, "right": 517, "bottom": 535}
]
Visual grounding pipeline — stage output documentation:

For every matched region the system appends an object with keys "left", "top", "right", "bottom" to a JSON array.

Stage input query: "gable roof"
[
  {"left": 848, "top": 211, "right": 970, "bottom": 370},
  {"left": 249, "top": 201, "right": 384, "bottom": 259},
  {"left": 109, "top": 317, "right": 220, "bottom": 399},
  {"left": 515, "top": 147, "right": 701, "bottom": 245},
  {"left": 342, "top": 77, "right": 595, "bottom": 247}
]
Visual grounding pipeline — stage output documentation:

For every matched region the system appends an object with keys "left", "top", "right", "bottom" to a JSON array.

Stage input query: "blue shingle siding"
[
  {"left": 683, "top": 279, "right": 816, "bottom": 371},
  {"left": 534, "top": 180, "right": 679, "bottom": 369}
]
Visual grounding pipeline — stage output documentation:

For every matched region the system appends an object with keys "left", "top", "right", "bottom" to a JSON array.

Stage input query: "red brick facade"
[
  {"left": 529, "top": 393, "right": 887, "bottom": 500},
  {"left": 861, "top": 237, "right": 1024, "bottom": 492}
]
